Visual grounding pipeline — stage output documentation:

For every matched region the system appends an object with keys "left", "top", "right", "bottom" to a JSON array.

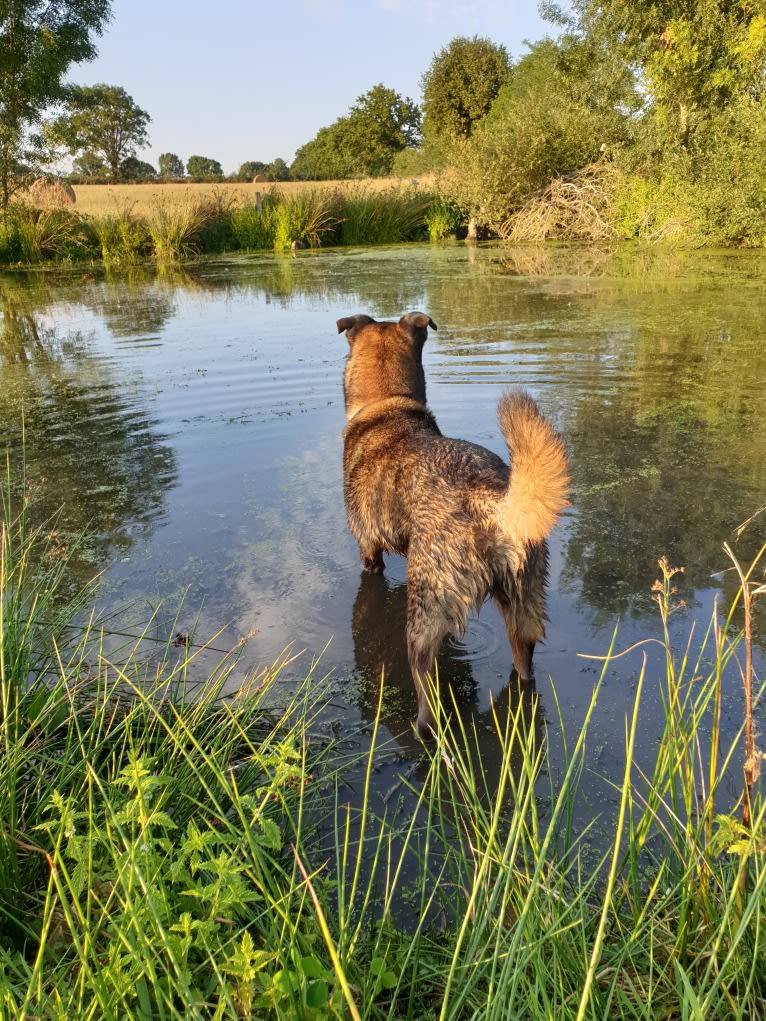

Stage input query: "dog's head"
[{"left": 337, "top": 312, "right": 437, "bottom": 419}]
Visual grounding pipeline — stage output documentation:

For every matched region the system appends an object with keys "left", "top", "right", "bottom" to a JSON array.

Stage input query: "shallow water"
[{"left": 1, "top": 243, "right": 764, "bottom": 822}]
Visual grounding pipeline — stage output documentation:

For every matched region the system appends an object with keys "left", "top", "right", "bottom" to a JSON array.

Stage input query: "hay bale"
[
  {"left": 252, "top": 174, "right": 268, "bottom": 183},
  {"left": 28, "top": 177, "right": 77, "bottom": 209}
]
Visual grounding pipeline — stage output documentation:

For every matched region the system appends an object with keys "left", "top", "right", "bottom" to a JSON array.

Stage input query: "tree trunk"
[{"left": 679, "top": 101, "right": 689, "bottom": 148}]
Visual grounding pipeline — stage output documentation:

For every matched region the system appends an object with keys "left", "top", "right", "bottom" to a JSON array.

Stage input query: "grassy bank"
[
  {"left": 1, "top": 488, "right": 765, "bottom": 1018},
  {"left": 0, "top": 180, "right": 462, "bottom": 268}
]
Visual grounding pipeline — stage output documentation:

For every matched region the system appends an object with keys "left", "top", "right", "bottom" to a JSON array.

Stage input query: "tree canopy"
[
  {"left": 291, "top": 84, "right": 421, "bottom": 180},
  {"left": 545, "top": 0, "right": 766, "bottom": 149},
  {"left": 47, "top": 84, "right": 150, "bottom": 181},
  {"left": 420, "top": 36, "right": 511, "bottom": 142},
  {"left": 0, "top": 0, "right": 112, "bottom": 207},
  {"left": 186, "top": 155, "right": 223, "bottom": 179},
  {"left": 158, "top": 152, "right": 185, "bottom": 178}
]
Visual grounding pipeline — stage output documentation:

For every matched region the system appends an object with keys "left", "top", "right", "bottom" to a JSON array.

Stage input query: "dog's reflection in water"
[{"left": 351, "top": 570, "right": 544, "bottom": 792}]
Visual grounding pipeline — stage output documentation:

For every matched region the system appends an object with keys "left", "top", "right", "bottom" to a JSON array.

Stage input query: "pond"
[{"left": 1, "top": 242, "right": 765, "bottom": 828}]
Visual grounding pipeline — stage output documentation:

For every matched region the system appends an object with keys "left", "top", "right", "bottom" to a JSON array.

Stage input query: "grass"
[
  {"left": 1, "top": 467, "right": 764, "bottom": 1018},
  {"left": 1, "top": 177, "right": 452, "bottom": 267}
]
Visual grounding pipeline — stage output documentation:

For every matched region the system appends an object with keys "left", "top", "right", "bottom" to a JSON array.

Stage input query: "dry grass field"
[{"left": 71, "top": 176, "right": 435, "bottom": 217}]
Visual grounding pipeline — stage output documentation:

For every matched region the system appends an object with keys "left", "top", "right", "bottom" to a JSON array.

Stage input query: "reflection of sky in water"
[{"left": 2, "top": 246, "right": 764, "bottom": 824}]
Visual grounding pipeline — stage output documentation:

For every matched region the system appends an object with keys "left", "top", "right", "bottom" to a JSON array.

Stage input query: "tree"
[
  {"left": 72, "top": 152, "right": 107, "bottom": 179},
  {"left": 48, "top": 84, "right": 150, "bottom": 181},
  {"left": 186, "top": 155, "right": 223, "bottom": 179},
  {"left": 0, "top": 0, "right": 113, "bottom": 209},
  {"left": 120, "top": 156, "right": 156, "bottom": 181},
  {"left": 266, "top": 157, "right": 290, "bottom": 181},
  {"left": 237, "top": 160, "right": 268, "bottom": 181},
  {"left": 421, "top": 36, "right": 511, "bottom": 143},
  {"left": 544, "top": 0, "right": 766, "bottom": 150},
  {"left": 291, "top": 125, "right": 354, "bottom": 180},
  {"left": 158, "top": 152, "right": 185, "bottom": 178},
  {"left": 291, "top": 84, "right": 421, "bottom": 179}
]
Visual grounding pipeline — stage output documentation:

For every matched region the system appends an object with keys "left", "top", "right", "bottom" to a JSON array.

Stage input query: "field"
[{"left": 71, "top": 176, "right": 437, "bottom": 218}]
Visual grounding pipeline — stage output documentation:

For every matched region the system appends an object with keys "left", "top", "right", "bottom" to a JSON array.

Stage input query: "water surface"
[{"left": 2, "top": 243, "right": 764, "bottom": 820}]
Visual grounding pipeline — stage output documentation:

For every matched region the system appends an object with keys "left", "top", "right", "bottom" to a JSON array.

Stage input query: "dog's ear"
[
  {"left": 337, "top": 314, "right": 375, "bottom": 342},
  {"left": 399, "top": 311, "right": 437, "bottom": 334}
]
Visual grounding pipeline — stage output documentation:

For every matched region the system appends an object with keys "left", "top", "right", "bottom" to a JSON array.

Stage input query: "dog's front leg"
[{"left": 359, "top": 544, "right": 385, "bottom": 573}]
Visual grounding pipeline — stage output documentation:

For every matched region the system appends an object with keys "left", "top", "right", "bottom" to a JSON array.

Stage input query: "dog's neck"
[{"left": 345, "top": 394, "right": 428, "bottom": 423}]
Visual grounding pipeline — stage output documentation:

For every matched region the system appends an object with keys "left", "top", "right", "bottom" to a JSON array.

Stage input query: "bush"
[
  {"left": 338, "top": 186, "right": 429, "bottom": 245},
  {"left": 92, "top": 202, "right": 152, "bottom": 264}
]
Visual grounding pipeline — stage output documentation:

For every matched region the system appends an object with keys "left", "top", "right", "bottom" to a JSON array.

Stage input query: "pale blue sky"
[{"left": 75, "top": 0, "right": 556, "bottom": 175}]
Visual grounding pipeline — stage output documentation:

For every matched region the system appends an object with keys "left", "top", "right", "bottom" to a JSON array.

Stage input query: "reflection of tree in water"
[
  {"left": 83, "top": 268, "right": 179, "bottom": 338},
  {"left": 1, "top": 283, "right": 177, "bottom": 593},
  {"left": 560, "top": 322, "right": 766, "bottom": 622}
]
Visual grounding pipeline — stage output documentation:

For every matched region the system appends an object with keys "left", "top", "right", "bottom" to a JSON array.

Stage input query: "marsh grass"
[
  {"left": 0, "top": 205, "right": 95, "bottom": 265},
  {"left": 93, "top": 200, "right": 152, "bottom": 265},
  {"left": 0, "top": 473, "right": 764, "bottom": 1017},
  {"left": 146, "top": 198, "right": 216, "bottom": 263},
  {"left": 265, "top": 188, "right": 341, "bottom": 250},
  {"left": 338, "top": 186, "right": 430, "bottom": 245},
  {"left": 2, "top": 181, "right": 450, "bottom": 266}
]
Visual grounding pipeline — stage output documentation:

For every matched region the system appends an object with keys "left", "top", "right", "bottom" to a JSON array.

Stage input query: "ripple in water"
[{"left": 444, "top": 615, "right": 500, "bottom": 662}]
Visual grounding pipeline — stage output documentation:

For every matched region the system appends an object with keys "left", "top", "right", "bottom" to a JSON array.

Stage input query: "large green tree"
[
  {"left": 47, "top": 84, "right": 150, "bottom": 181},
  {"left": 543, "top": 0, "right": 766, "bottom": 149},
  {"left": 158, "top": 152, "right": 185, "bottom": 178},
  {"left": 186, "top": 154, "right": 223, "bottom": 179},
  {"left": 420, "top": 36, "right": 511, "bottom": 143},
  {"left": 291, "top": 84, "right": 421, "bottom": 180},
  {"left": 0, "top": 0, "right": 112, "bottom": 209}
]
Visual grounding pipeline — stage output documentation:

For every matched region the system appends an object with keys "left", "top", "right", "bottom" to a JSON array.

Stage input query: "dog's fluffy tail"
[{"left": 497, "top": 389, "right": 570, "bottom": 546}]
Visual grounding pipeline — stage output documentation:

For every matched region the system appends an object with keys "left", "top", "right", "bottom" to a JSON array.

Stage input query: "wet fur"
[{"left": 338, "top": 311, "right": 570, "bottom": 736}]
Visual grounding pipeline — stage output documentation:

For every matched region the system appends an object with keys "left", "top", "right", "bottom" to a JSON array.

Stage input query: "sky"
[{"left": 73, "top": 0, "right": 556, "bottom": 176}]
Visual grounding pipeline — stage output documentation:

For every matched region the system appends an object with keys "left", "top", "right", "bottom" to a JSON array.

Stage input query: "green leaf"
[
  {"left": 256, "top": 818, "right": 282, "bottom": 851},
  {"left": 306, "top": 980, "right": 329, "bottom": 1009},
  {"left": 300, "top": 955, "right": 325, "bottom": 979}
]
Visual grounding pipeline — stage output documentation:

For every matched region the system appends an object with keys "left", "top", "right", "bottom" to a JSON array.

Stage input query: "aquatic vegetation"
[{"left": 0, "top": 474, "right": 764, "bottom": 1016}]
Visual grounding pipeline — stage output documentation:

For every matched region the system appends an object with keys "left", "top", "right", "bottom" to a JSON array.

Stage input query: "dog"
[{"left": 338, "top": 311, "right": 570, "bottom": 737}]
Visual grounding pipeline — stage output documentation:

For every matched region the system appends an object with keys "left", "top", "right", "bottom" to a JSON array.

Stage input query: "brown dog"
[{"left": 338, "top": 311, "right": 570, "bottom": 737}]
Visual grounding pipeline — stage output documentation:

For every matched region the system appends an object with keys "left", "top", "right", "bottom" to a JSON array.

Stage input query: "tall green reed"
[
  {"left": 338, "top": 186, "right": 429, "bottom": 245},
  {"left": 147, "top": 199, "right": 214, "bottom": 262},
  {"left": 92, "top": 200, "right": 152, "bottom": 265}
]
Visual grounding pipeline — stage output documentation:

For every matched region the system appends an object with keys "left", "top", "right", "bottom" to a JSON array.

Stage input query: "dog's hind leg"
[
  {"left": 406, "top": 579, "right": 451, "bottom": 738},
  {"left": 493, "top": 588, "right": 545, "bottom": 681}
]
